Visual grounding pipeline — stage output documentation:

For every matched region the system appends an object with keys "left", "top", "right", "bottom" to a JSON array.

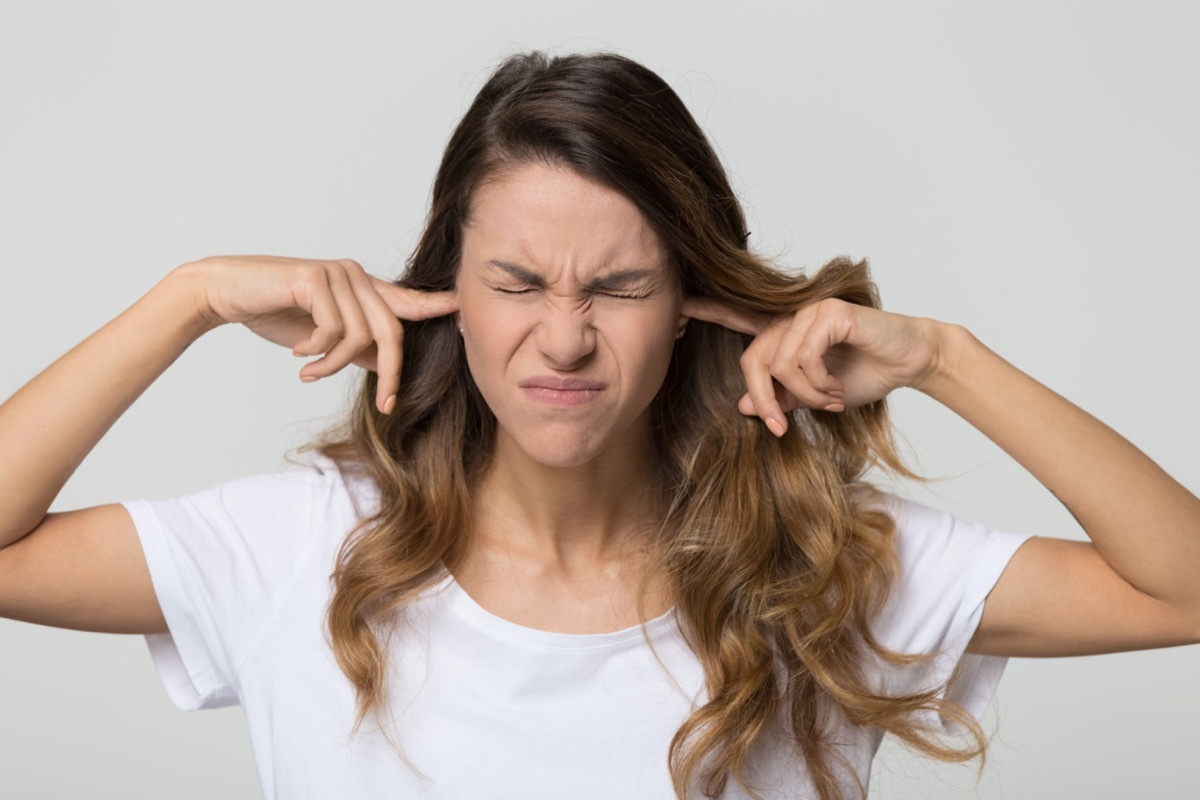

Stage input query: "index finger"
[
  {"left": 372, "top": 281, "right": 460, "bottom": 321},
  {"left": 681, "top": 297, "right": 767, "bottom": 336}
]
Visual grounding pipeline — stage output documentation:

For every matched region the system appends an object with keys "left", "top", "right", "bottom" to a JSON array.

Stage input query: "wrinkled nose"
[{"left": 534, "top": 302, "right": 597, "bottom": 368}]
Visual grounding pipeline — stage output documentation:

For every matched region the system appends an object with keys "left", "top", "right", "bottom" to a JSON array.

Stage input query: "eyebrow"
[{"left": 485, "top": 260, "right": 659, "bottom": 290}]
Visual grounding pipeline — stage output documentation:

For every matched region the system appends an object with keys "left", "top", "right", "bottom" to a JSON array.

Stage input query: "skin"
[
  {"left": 0, "top": 165, "right": 1198, "bottom": 654},
  {"left": 450, "top": 165, "right": 686, "bottom": 628},
  {"left": 684, "top": 297, "right": 1200, "bottom": 657},
  {"left": 456, "top": 166, "right": 684, "bottom": 473},
  {"left": 0, "top": 256, "right": 456, "bottom": 632}
]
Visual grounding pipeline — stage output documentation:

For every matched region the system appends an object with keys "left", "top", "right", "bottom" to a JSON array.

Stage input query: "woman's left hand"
[{"left": 681, "top": 297, "right": 947, "bottom": 436}]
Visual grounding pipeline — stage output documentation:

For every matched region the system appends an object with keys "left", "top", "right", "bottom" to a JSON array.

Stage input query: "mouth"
[{"left": 518, "top": 376, "right": 607, "bottom": 407}]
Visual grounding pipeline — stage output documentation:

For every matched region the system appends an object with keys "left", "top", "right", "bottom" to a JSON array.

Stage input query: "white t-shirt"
[{"left": 121, "top": 455, "right": 1032, "bottom": 799}]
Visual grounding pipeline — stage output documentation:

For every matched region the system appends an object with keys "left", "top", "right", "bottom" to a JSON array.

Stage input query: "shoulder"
[
  {"left": 860, "top": 490, "right": 1034, "bottom": 653},
  {"left": 862, "top": 490, "right": 1030, "bottom": 574},
  {"left": 179, "top": 452, "right": 378, "bottom": 517},
  {"left": 123, "top": 451, "right": 382, "bottom": 565}
]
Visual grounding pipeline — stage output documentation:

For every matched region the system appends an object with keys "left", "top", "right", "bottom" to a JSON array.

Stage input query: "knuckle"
[
  {"left": 795, "top": 346, "right": 820, "bottom": 365},
  {"left": 382, "top": 319, "right": 403, "bottom": 340},
  {"left": 768, "top": 354, "right": 793, "bottom": 374},
  {"left": 820, "top": 298, "right": 847, "bottom": 320},
  {"left": 344, "top": 327, "right": 372, "bottom": 350},
  {"left": 325, "top": 263, "right": 352, "bottom": 286}
]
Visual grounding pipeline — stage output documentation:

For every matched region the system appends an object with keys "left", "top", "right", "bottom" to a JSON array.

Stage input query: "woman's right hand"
[
  {"left": 182, "top": 255, "right": 458, "bottom": 414},
  {"left": 1, "top": 254, "right": 457, "bottom": 631}
]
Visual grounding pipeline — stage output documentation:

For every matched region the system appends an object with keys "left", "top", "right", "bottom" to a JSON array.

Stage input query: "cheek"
[
  {"left": 605, "top": 312, "right": 678, "bottom": 383},
  {"left": 459, "top": 296, "right": 527, "bottom": 379}
]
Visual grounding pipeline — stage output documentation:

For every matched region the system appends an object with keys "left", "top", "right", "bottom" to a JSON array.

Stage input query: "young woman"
[{"left": 2, "top": 51, "right": 1198, "bottom": 800}]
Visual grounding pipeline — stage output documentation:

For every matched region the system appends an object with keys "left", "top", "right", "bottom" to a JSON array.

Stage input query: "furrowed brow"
[
  {"left": 485, "top": 260, "right": 660, "bottom": 290},
  {"left": 486, "top": 260, "right": 546, "bottom": 285}
]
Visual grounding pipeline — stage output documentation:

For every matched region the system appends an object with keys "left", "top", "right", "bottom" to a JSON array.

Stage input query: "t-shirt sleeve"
[
  {"left": 120, "top": 455, "right": 364, "bottom": 711},
  {"left": 866, "top": 493, "right": 1034, "bottom": 733}
]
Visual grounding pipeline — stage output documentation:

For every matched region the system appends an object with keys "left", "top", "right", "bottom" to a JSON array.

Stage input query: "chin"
[{"left": 504, "top": 424, "right": 614, "bottom": 469}]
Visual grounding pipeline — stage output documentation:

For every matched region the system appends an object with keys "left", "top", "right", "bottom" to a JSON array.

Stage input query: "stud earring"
[{"left": 675, "top": 325, "right": 687, "bottom": 340}]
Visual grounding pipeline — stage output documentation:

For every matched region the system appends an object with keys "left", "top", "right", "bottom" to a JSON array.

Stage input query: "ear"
[
  {"left": 677, "top": 290, "right": 693, "bottom": 336},
  {"left": 675, "top": 309, "right": 689, "bottom": 340}
]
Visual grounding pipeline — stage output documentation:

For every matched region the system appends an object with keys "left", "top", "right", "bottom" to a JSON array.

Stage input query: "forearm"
[
  {"left": 0, "top": 264, "right": 216, "bottom": 547},
  {"left": 921, "top": 323, "right": 1200, "bottom": 608}
]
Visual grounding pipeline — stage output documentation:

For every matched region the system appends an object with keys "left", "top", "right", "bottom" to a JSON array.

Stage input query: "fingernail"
[
  {"left": 766, "top": 417, "right": 786, "bottom": 437},
  {"left": 383, "top": 394, "right": 396, "bottom": 415},
  {"left": 824, "top": 402, "right": 844, "bottom": 412},
  {"left": 301, "top": 375, "right": 319, "bottom": 383}
]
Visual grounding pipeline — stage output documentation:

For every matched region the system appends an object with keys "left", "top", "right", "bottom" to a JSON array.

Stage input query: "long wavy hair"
[{"left": 309, "top": 51, "right": 984, "bottom": 800}]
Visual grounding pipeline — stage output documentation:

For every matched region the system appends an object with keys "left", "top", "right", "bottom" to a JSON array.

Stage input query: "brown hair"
[{"left": 310, "top": 51, "right": 984, "bottom": 800}]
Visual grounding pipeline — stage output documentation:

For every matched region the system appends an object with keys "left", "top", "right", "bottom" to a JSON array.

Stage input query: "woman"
[{"left": 1, "top": 51, "right": 1197, "bottom": 800}]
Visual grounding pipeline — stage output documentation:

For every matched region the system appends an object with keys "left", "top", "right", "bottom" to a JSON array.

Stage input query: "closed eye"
[
  {"left": 489, "top": 285, "right": 649, "bottom": 300},
  {"left": 490, "top": 285, "right": 539, "bottom": 295},
  {"left": 591, "top": 289, "right": 651, "bottom": 300}
]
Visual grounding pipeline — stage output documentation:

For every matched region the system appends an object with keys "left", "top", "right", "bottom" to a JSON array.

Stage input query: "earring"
[
  {"left": 458, "top": 325, "right": 464, "bottom": 335},
  {"left": 675, "top": 324, "right": 687, "bottom": 340}
]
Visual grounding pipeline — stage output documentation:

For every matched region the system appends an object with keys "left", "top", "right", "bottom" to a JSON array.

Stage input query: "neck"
[{"left": 472, "top": 423, "right": 666, "bottom": 573}]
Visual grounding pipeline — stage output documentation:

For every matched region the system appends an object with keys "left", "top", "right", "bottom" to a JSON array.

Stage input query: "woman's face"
[{"left": 455, "top": 163, "right": 685, "bottom": 469}]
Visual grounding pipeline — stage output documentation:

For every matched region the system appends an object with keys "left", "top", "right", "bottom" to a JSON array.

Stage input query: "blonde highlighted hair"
[{"left": 308, "top": 52, "right": 984, "bottom": 800}]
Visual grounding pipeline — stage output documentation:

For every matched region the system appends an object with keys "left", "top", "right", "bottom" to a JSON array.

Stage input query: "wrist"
[
  {"left": 912, "top": 321, "right": 977, "bottom": 401},
  {"left": 160, "top": 260, "right": 227, "bottom": 337}
]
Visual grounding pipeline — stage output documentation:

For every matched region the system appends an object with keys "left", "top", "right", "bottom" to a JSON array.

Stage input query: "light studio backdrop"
[{"left": 2, "top": 2, "right": 1197, "bottom": 798}]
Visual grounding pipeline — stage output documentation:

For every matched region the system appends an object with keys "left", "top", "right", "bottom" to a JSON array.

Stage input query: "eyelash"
[{"left": 490, "top": 286, "right": 650, "bottom": 300}]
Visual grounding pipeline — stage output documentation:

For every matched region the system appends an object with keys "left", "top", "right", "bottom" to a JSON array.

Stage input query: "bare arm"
[
  {"left": 683, "top": 296, "right": 1200, "bottom": 657},
  {"left": 923, "top": 325, "right": 1200, "bottom": 656},
  {"left": 0, "top": 267, "right": 210, "bottom": 632},
  {"left": 0, "top": 257, "right": 457, "bottom": 634},
  {"left": 0, "top": 268, "right": 211, "bottom": 552}
]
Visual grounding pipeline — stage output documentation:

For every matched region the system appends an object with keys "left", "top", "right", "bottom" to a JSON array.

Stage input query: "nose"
[{"left": 534, "top": 300, "right": 596, "bottom": 369}]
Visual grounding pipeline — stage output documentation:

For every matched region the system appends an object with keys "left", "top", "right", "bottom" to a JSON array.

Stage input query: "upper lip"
[{"left": 518, "top": 376, "right": 608, "bottom": 391}]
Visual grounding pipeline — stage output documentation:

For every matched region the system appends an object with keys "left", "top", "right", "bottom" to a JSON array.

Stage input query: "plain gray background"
[{"left": 2, "top": 1, "right": 1198, "bottom": 798}]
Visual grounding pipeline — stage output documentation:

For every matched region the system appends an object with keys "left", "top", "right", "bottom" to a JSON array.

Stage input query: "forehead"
[{"left": 461, "top": 163, "right": 668, "bottom": 278}]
